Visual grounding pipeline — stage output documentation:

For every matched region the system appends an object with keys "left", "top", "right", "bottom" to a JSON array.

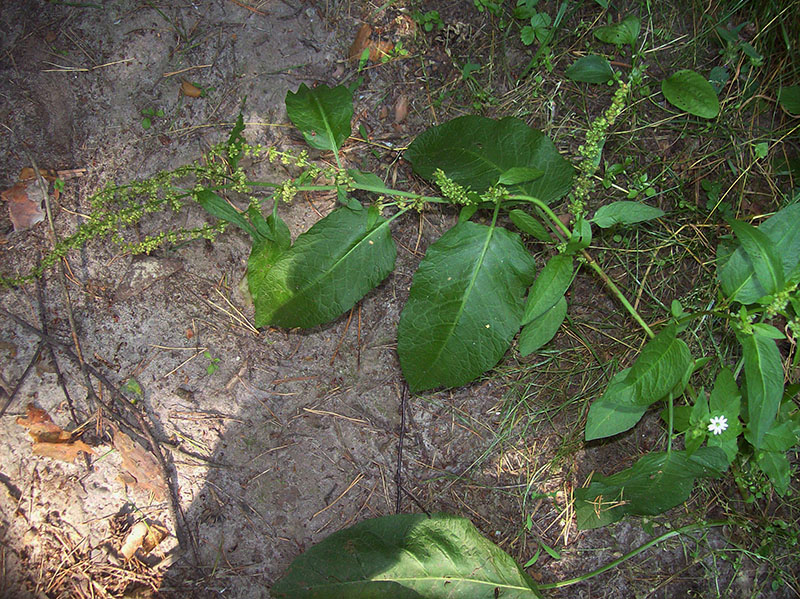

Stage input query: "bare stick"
[{"left": 395, "top": 383, "right": 407, "bottom": 513}]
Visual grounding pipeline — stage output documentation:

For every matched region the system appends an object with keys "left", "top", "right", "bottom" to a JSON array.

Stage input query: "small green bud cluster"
[
  {"left": 434, "top": 169, "right": 472, "bottom": 205},
  {"left": 481, "top": 186, "right": 508, "bottom": 205},
  {"left": 766, "top": 284, "right": 796, "bottom": 317}
]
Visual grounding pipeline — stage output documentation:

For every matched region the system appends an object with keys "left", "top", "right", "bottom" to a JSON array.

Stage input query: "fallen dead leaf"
[
  {"left": 113, "top": 429, "right": 167, "bottom": 500},
  {"left": 1, "top": 180, "right": 45, "bottom": 232},
  {"left": 348, "top": 23, "right": 393, "bottom": 62},
  {"left": 180, "top": 79, "right": 203, "bottom": 98},
  {"left": 120, "top": 520, "right": 168, "bottom": 560},
  {"left": 16, "top": 404, "right": 94, "bottom": 463},
  {"left": 394, "top": 94, "right": 409, "bottom": 123},
  {"left": 19, "top": 167, "right": 56, "bottom": 181}
]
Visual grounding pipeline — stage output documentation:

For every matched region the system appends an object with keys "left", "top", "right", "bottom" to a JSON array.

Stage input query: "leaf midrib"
[
  {"left": 311, "top": 92, "right": 339, "bottom": 153},
  {"left": 285, "top": 574, "right": 536, "bottom": 593}
]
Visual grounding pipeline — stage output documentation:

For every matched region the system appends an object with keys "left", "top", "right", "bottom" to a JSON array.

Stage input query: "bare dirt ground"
[{"left": 1, "top": 1, "right": 797, "bottom": 598}]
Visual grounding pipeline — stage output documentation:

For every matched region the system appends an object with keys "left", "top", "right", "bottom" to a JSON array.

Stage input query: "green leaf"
[
  {"left": 591, "top": 201, "right": 665, "bottom": 228},
  {"left": 585, "top": 368, "right": 648, "bottom": 441},
  {"left": 398, "top": 221, "right": 536, "bottom": 392},
  {"left": 717, "top": 203, "right": 800, "bottom": 303},
  {"left": 195, "top": 189, "right": 259, "bottom": 240},
  {"left": 625, "top": 325, "right": 693, "bottom": 405},
  {"left": 777, "top": 85, "right": 800, "bottom": 115},
  {"left": 575, "top": 447, "right": 728, "bottom": 529},
  {"left": 404, "top": 116, "right": 575, "bottom": 204},
  {"left": 522, "top": 254, "right": 573, "bottom": 325},
  {"left": 661, "top": 70, "right": 720, "bottom": 119},
  {"left": 593, "top": 15, "right": 640, "bottom": 46},
  {"left": 756, "top": 451, "right": 791, "bottom": 495},
  {"left": 285, "top": 84, "right": 353, "bottom": 153},
  {"left": 725, "top": 217, "right": 784, "bottom": 296},
  {"left": 498, "top": 167, "right": 544, "bottom": 186},
  {"left": 564, "top": 216, "right": 591, "bottom": 255},
  {"left": 518, "top": 295, "right": 566, "bottom": 356},
  {"left": 348, "top": 168, "right": 389, "bottom": 192},
  {"left": 272, "top": 513, "right": 542, "bottom": 598},
  {"left": 248, "top": 207, "right": 396, "bottom": 329},
  {"left": 748, "top": 420, "right": 799, "bottom": 453},
  {"left": 565, "top": 55, "right": 615, "bottom": 84},
  {"left": 737, "top": 328, "right": 784, "bottom": 448},
  {"left": 509, "top": 209, "right": 551, "bottom": 242}
]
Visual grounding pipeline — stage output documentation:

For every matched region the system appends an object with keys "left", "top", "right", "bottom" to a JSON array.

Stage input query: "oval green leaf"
[
  {"left": 522, "top": 254, "right": 573, "bottom": 325},
  {"left": 565, "top": 55, "right": 615, "bottom": 84},
  {"left": 593, "top": 15, "right": 640, "bottom": 46},
  {"left": 272, "top": 513, "right": 542, "bottom": 598},
  {"left": 585, "top": 368, "right": 648, "bottom": 440},
  {"left": 737, "top": 328, "right": 784, "bottom": 449},
  {"left": 575, "top": 447, "right": 728, "bottom": 529},
  {"left": 725, "top": 217, "right": 784, "bottom": 296},
  {"left": 248, "top": 207, "right": 396, "bottom": 329},
  {"left": 404, "top": 116, "right": 575, "bottom": 204},
  {"left": 661, "top": 69, "right": 720, "bottom": 119},
  {"left": 398, "top": 221, "right": 536, "bottom": 392},
  {"left": 509, "top": 209, "right": 551, "bottom": 242},
  {"left": 778, "top": 85, "right": 800, "bottom": 115},
  {"left": 591, "top": 201, "right": 665, "bottom": 228},
  {"left": 285, "top": 83, "right": 353, "bottom": 152},
  {"left": 717, "top": 203, "right": 800, "bottom": 303},
  {"left": 518, "top": 295, "right": 566, "bottom": 356},
  {"left": 625, "top": 325, "right": 693, "bottom": 405}
]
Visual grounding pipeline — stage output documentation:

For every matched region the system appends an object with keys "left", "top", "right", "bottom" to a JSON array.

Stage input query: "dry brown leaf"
[
  {"left": 120, "top": 520, "right": 168, "bottom": 560},
  {"left": 113, "top": 429, "right": 167, "bottom": 500},
  {"left": 33, "top": 439, "right": 94, "bottom": 462},
  {"left": 1, "top": 180, "right": 45, "bottom": 232},
  {"left": 348, "top": 23, "right": 393, "bottom": 62},
  {"left": 19, "top": 167, "right": 56, "bottom": 181},
  {"left": 17, "top": 404, "right": 94, "bottom": 463},
  {"left": 349, "top": 23, "right": 372, "bottom": 61},
  {"left": 180, "top": 80, "right": 202, "bottom": 98},
  {"left": 17, "top": 404, "right": 70, "bottom": 443},
  {"left": 394, "top": 94, "right": 409, "bottom": 123}
]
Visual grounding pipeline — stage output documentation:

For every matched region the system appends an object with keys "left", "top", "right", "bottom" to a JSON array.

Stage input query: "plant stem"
[{"left": 536, "top": 520, "right": 730, "bottom": 589}]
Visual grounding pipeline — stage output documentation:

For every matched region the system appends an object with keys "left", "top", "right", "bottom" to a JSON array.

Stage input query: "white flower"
[{"left": 707, "top": 415, "right": 728, "bottom": 435}]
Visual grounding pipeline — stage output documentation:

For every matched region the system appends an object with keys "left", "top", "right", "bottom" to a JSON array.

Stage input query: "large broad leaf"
[
  {"left": 585, "top": 368, "right": 648, "bottom": 440},
  {"left": 737, "top": 328, "right": 784, "bottom": 448},
  {"left": 625, "top": 325, "right": 693, "bottom": 405},
  {"left": 272, "top": 514, "right": 542, "bottom": 598},
  {"left": 518, "top": 295, "right": 566, "bottom": 356},
  {"left": 404, "top": 116, "right": 575, "bottom": 204},
  {"left": 285, "top": 84, "right": 353, "bottom": 153},
  {"left": 575, "top": 447, "right": 728, "bottom": 529},
  {"left": 248, "top": 207, "right": 396, "bottom": 328},
  {"left": 717, "top": 204, "right": 800, "bottom": 303},
  {"left": 661, "top": 70, "right": 720, "bottom": 119},
  {"left": 593, "top": 15, "right": 640, "bottom": 47},
  {"left": 398, "top": 221, "right": 536, "bottom": 392},
  {"left": 565, "top": 55, "right": 615, "bottom": 84},
  {"left": 591, "top": 201, "right": 664, "bottom": 228}
]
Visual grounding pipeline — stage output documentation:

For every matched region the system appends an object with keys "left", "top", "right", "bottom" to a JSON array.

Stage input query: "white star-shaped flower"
[{"left": 707, "top": 415, "right": 728, "bottom": 435}]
